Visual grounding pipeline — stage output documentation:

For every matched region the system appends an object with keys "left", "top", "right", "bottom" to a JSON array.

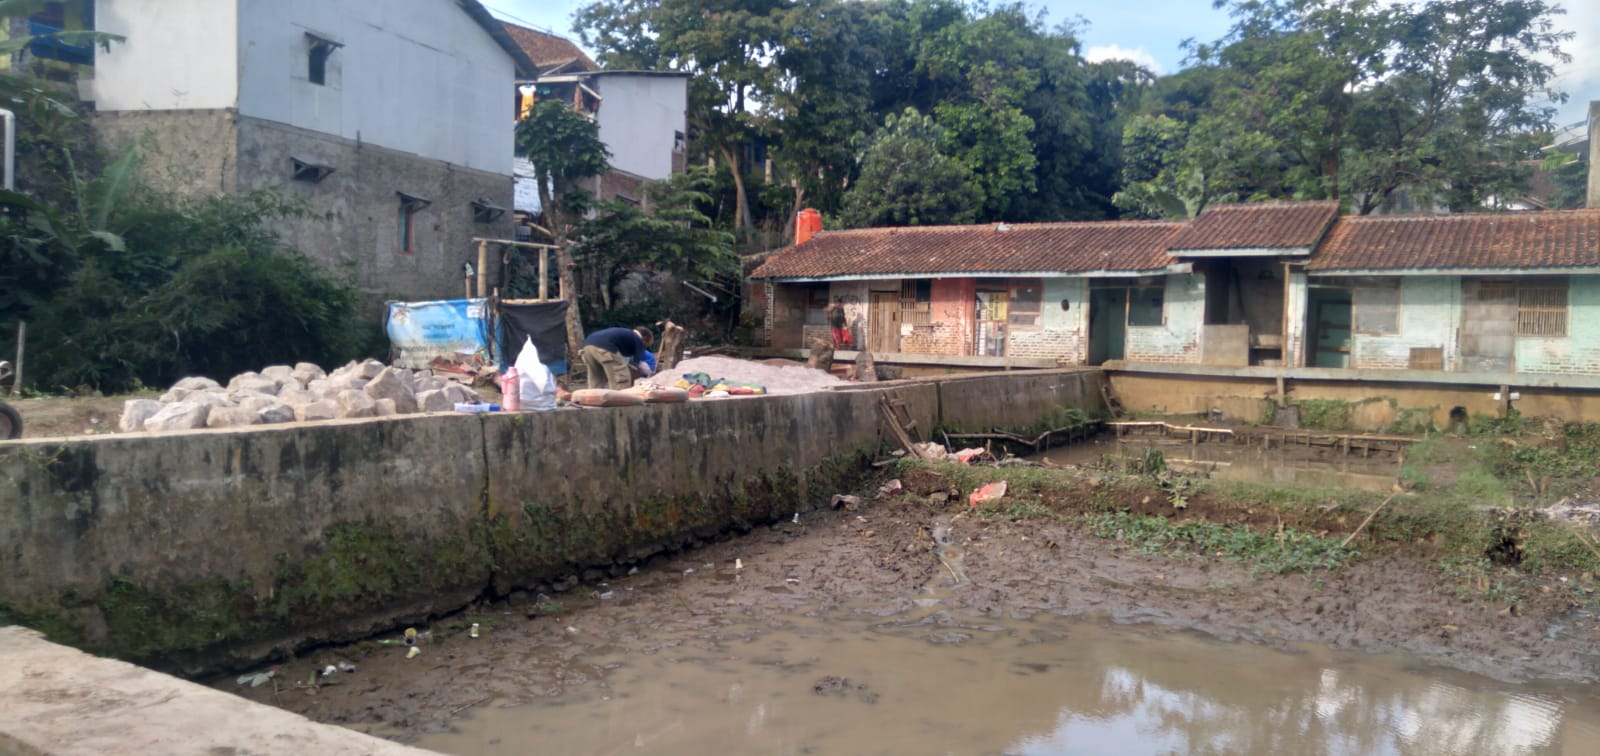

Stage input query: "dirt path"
[
  {"left": 5, "top": 394, "right": 139, "bottom": 438},
  {"left": 216, "top": 482, "right": 1600, "bottom": 743}
]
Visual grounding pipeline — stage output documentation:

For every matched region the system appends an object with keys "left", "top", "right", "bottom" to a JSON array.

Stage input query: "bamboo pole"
[
  {"left": 538, "top": 246, "right": 549, "bottom": 301},
  {"left": 476, "top": 240, "right": 488, "bottom": 299},
  {"left": 13, "top": 321, "right": 23, "bottom": 396}
]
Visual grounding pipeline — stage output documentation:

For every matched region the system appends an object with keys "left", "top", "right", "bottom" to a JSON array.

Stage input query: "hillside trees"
[{"left": 1120, "top": 0, "right": 1572, "bottom": 217}]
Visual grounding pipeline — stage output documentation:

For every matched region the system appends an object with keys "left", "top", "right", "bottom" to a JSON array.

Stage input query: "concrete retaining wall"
[{"left": 0, "top": 372, "right": 1099, "bottom": 673}]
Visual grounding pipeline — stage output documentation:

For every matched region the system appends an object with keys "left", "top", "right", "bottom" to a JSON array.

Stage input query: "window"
[
  {"left": 1517, "top": 281, "right": 1568, "bottom": 336},
  {"left": 1128, "top": 286, "right": 1165, "bottom": 326},
  {"left": 804, "top": 285, "right": 830, "bottom": 326},
  {"left": 305, "top": 33, "right": 343, "bottom": 86},
  {"left": 1353, "top": 279, "right": 1401, "bottom": 334},
  {"left": 397, "top": 193, "right": 431, "bottom": 253},
  {"left": 290, "top": 156, "right": 334, "bottom": 183},
  {"left": 900, "top": 280, "right": 931, "bottom": 325},
  {"left": 1008, "top": 280, "right": 1042, "bottom": 328}
]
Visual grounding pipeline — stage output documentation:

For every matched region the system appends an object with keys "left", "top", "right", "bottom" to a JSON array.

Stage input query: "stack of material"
[
  {"left": 119, "top": 359, "right": 483, "bottom": 432},
  {"left": 665, "top": 356, "right": 844, "bottom": 397}
]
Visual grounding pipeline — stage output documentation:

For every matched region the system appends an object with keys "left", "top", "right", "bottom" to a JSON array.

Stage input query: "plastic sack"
[{"left": 514, "top": 337, "right": 558, "bottom": 411}]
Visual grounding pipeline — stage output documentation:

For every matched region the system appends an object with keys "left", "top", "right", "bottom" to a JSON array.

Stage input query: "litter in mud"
[
  {"left": 831, "top": 494, "right": 862, "bottom": 510},
  {"left": 968, "top": 481, "right": 1007, "bottom": 507},
  {"left": 236, "top": 669, "right": 276, "bottom": 688},
  {"left": 469, "top": 623, "right": 480, "bottom": 638},
  {"left": 877, "top": 479, "right": 903, "bottom": 498},
  {"left": 407, "top": 646, "right": 422, "bottom": 659}
]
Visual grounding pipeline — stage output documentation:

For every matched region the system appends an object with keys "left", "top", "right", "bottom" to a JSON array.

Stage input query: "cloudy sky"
[{"left": 485, "top": 0, "right": 1600, "bottom": 127}]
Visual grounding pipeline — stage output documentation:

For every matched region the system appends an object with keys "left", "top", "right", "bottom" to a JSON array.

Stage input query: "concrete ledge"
[
  {"left": 1106, "top": 360, "right": 1600, "bottom": 390},
  {"left": 762, "top": 348, "right": 1061, "bottom": 369},
  {"left": 0, "top": 626, "right": 428, "bottom": 755}
]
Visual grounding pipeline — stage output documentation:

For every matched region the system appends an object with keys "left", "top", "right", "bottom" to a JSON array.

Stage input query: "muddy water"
[
  {"left": 416, "top": 609, "right": 1600, "bottom": 755},
  {"left": 1041, "top": 436, "right": 1402, "bottom": 493}
]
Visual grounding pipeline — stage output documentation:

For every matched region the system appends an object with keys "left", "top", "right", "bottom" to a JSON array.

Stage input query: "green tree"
[
  {"left": 515, "top": 100, "right": 610, "bottom": 360},
  {"left": 839, "top": 108, "right": 980, "bottom": 227},
  {"left": 1181, "top": 0, "right": 1572, "bottom": 213},
  {"left": 571, "top": 167, "right": 738, "bottom": 314}
]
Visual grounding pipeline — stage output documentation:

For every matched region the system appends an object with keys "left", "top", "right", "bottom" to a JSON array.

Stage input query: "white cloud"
[
  {"left": 1084, "top": 44, "right": 1163, "bottom": 75},
  {"left": 1552, "top": 0, "right": 1600, "bottom": 124}
]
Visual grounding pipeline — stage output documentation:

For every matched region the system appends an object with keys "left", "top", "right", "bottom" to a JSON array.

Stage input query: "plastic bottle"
[{"left": 499, "top": 366, "right": 522, "bottom": 411}]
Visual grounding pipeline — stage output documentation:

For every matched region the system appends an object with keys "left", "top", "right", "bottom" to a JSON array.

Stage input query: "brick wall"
[
  {"left": 901, "top": 278, "right": 973, "bottom": 355},
  {"left": 1126, "top": 274, "right": 1204, "bottom": 364},
  {"left": 1008, "top": 278, "right": 1088, "bottom": 363}
]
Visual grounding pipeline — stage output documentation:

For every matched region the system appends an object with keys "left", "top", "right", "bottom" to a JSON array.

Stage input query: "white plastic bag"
[{"left": 514, "top": 337, "right": 558, "bottom": 411}]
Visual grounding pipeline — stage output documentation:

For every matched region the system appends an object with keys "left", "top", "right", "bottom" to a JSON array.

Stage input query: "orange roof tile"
[
  {"left": 1310, "top": 210, "right": 1600, "bottom": 272},
  {"left": 1167, "top": 201, "right": 1340, "bottom": 253},
  {"left": 749, "top": 221, "right": 1186, "bottom": 280},
  {"left": 502, "top": 22, "right": 597, "bottom": 74}
]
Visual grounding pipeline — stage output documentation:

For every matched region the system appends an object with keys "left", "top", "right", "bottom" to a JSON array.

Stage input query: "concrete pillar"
[{"left": 1588, "top": 101, "right": 1600, "bottom": 209}]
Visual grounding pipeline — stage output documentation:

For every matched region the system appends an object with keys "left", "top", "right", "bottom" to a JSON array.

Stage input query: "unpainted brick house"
[{"left": 751, "top": 202, "right": 1600, "bottom": 380}]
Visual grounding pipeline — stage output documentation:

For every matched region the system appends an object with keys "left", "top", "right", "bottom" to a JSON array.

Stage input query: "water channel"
[
  {"left": 417, "top": 608, "right": 1600, "bottom": 755},
  {"left": 404, "top": 434, "right": 1600, "bottom": 754}
]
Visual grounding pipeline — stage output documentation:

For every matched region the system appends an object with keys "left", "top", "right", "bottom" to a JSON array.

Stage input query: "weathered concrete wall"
[
  {"left": 934, "top": 369, "right": 1104, "bottom": 433},
  {"left": 1517, "top": 275, "right": 1600, "bottom": 375},
  {"left": 1348, "top": 276, "right": 1459, "bottom": 371},
  {"left": 2, "top": 374, "right": 1097, "bottom": 673},
  {"left": 1009, "top": 278, "right": 1087, "bottom": 362},
  {"left": 1109, "top": 371, "right": 1600, "bottom": 430},
  {"left": 91, "top": 109, "right": 240, "bottom": 197},
  {"left": 235, "top": 116, "right": 514, "bottom": 313},
  {"left": 1126, "top": 273, "right": 1204, "bottom": 364}
]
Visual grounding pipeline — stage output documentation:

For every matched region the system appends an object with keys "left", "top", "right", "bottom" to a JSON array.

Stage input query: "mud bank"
[{"left": 225, "top": 472, "right": 1600, "bottom": 744}]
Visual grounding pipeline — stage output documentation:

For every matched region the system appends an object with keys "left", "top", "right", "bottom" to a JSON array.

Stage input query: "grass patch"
[{"left": 1086, "top": 511, "right": 1356, "bottom": 574}]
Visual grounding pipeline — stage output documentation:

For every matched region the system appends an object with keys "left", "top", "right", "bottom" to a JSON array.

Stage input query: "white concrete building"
[{"left": 89, "top": 0, "right": 535, "bottom": 307}]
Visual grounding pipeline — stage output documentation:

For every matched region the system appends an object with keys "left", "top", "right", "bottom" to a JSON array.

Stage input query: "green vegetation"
[
  {"left": 0, "top": 84, "right": 374, "bottom": 392},
  {"left": 1086, "top": 511, "right": 1355, "bottom": 574}
]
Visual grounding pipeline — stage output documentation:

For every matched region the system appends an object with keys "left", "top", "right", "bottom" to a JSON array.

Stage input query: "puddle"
[
  {"left": 1039, "top": 436, "right": 1402, "bottom": 493},
  {"left": 416, "top": 611, "right": 1600, "bottom": 755}
]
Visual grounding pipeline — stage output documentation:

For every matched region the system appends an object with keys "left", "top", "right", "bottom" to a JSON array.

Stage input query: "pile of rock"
[{"left": 120, "top": 359, "right": 484, "bottom": 433}]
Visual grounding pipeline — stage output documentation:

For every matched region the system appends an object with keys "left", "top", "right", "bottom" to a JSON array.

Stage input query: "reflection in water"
[{"left": 417, "top": 613, "right": 1599, "bottom": 755}]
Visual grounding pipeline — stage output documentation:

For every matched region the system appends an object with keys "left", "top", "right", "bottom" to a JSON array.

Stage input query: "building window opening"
[
  {"left": 397, "top": 192, "right": 431, "bottom": 254},
  {"left": 305, "top": 33, "right": 343, "bottom": 86},
  {"left": 900, "top": 280, "right": 931, "bottom": 325},
  {"left": 1517, "top": 281, "right": 1568, "bottom": 337},
  {"left": 1008, "top": 280, "right": 1042, "bottom": 328},
  {"left": 1128, "top": 285, "right": 1165, "bottom": 326}
]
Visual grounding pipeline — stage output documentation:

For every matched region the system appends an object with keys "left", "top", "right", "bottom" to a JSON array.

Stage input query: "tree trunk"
[
  {"left": 719, "top": 143, "right": 755, "bottom": 236},
  {"left": 539, "top": 182, "right": 586, "bottom": 371}
]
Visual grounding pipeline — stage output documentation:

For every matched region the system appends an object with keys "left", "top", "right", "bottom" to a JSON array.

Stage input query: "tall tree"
[
  {"left": 839, "top": 108, "right": 981, "bottom": 227},
  {"left": 515, "top": 100, "right": 610, "bottom": 362},
  {"left": 1176, "top": 0, "right": 1573, "bottom": 214}
]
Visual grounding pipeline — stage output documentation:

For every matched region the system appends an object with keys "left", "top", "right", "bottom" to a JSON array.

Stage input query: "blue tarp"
[{"left": 385, "top": 298, "right": 494, "bottom": 370}]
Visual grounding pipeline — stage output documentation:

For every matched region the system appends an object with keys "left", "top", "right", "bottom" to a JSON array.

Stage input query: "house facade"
[
  {"left": 751, "top": 204, "right": 1600, "bottom": 389},
  {"left": 503, "top": 23, "right": 689, "bottom": 215},
  {"left": 84, "top": 0, "right": 532, "bottom": 309}
]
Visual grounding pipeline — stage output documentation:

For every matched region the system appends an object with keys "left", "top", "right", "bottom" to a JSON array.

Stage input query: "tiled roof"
[
  {"left": 459, "top": 2, "right": 537, "bottom": 76},
  {"left": 1310, "top": 210, "right": 1600, "bottom": 271},
  {"left": 1167, "top": 201, "right": 1340, "bottom": 252},
  {"left": 502, "top": 22, "right": 598, "bottom": 74},
  {"left": 749, "top": 222, "right": 1186, "bottom": 280}
]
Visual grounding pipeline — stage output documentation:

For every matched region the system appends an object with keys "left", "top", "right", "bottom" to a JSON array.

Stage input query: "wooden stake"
[
  {"left": 1340, "top": 491, "right": 1398, "bottom": 549},
  {"left": 476, "top": 240, "right": 489, "bottom": 299}
]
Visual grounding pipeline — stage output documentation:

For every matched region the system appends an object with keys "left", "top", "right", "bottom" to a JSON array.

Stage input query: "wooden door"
[
  {"left": 1459, "top": 279, "right": 1515, "bottom": 373},
  {"left": 868, "top": 292, "right": 901, "bottom": 353}
]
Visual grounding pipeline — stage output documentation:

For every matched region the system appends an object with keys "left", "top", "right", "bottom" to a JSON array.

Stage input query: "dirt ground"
[
  {"left": 215, "top": 471, "right": 1600, "bottom": 743},
  {"left": 5, "top": 393, "right": 140, "bottom": 439}
]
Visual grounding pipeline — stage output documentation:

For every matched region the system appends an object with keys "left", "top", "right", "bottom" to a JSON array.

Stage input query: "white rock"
[
  {"left": 278, "top": 386, "right": 318, "bottom": 406},
  {"left": 374, "top": 398, "right": 398, "bottom": 416},
  {"left": 119, "top": 399, "right": 162, "bottom": 432},
  {"left": 335, "top": 389, "right": 377, "bottom": 418},
  {"left": 226, "top": 372, "right": 262, "bottom": 391},
  {"left": 144, "top": 401, "right": 210, "bottom": 432},
  {"left": 191, "top": 391, "right": 234, "bottom": 409},
  {"left": 261, "top": 365, "right": 295, "bottom": 385},
  {"left": 173, "top": 376, "right": 222, "bottom": 392},
  {"left": 235, "top": 395, "right": 277, "bottom": 413},
  {"left": 305, "top": 378, "right": 330, "bottom": 396},
  {"left": 159, "top": 387, "right": 192, "bottom": 403},
  {"left": 357, "top": 359, "right": 386, "bottom": 380},
  {"left": 292, "top": 362, "right": 325, "bottom": 387},
  {"left": 364, "top": 367, "right": 418, "bottom": 413},
  {"left": 416, "top": 389, "right": 452, "bottom": 413},
  {"left": 443, "top": 383, "right": 472, "bottom": 404},
  {"left": 206, "top": 406, "right": 262, "bottom": 428},
  {"left": 295, "top": 400, "right": 339, "bottom": 422},
  {"left": 258, "top": 403, "right": 296, "bottom": 424}
]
